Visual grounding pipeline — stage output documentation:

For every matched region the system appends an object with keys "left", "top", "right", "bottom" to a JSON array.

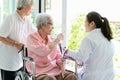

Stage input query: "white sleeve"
[
  {"left": 68, "top": 37, "right": 93, "bottom": 62},
  {"left": 27, "top": 18, "right": 37, "bottom": 34},
  {"left": 0, "top": 16, "right": 12, "bottom": 38},
  {"left": 29, "top": 24, "right": 37, "bottom": 34}
]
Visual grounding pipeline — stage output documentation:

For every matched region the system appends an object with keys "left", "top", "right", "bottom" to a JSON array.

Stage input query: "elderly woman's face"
[
  {"left": 42, "top": 18, "right": 54, "bottom": 35},
  {"left": 23, "top": 4, "right": 33, "bottom": 16}
]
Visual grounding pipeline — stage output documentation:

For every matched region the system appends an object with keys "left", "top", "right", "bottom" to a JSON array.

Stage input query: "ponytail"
[
  {"left": 86, "top": 11, "right": 113, "bottom": 41},
  {"left": 101, "top": 17, "right": 113, "bottom": 41}
]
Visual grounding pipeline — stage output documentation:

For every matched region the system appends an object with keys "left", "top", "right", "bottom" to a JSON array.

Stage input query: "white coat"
[{"left": 68, "top": 29, "right": 114, "bottom": 80}]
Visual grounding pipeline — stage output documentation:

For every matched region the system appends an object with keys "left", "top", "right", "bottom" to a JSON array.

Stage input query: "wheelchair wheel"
[{"left": 15, "top": 71, "right": 32, "bottom": 80}]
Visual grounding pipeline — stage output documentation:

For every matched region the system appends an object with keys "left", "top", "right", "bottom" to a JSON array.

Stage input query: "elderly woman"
[
  {"left": 26, "top": 13, "right": 77, "bottom": 80},
  {"left": 0, "top": 0, "right": 36, "bottom": 80}
]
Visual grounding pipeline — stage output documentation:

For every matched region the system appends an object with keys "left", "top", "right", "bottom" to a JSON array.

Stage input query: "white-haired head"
[
  {"left": 17, "top": 0, "right": 34, "bottom": 10},
  {"left": 36, "top": 13, "right": 52, "bottom": 30}
]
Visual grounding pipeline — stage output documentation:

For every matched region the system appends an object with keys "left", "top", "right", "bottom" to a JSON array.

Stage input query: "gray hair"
[
  {"left": 36, "top": 13, "right": 52, "bottom": 30},
  {"left": 17, "top": 0, "right": 34, "bottom": 10}
]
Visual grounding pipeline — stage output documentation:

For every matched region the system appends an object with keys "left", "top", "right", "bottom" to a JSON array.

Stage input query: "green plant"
[
  {"left": 68, "top": 14, "right": 86, "bottom": 50},
  {"left": 111, "top": 22, "right": 120, "bottom": 80}
]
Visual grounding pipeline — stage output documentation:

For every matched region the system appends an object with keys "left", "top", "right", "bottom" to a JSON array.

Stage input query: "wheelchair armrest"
[
  {"left": 63, "top": 55, "right": 76, "bottom": 61},
  {"left": 23, "top": 56, "right": 36, "bottom": 79},
  {"left": 23, "top": 56, "right": 34, "bottom": 62},
  {"left": 63, "top": 55, "right": 83, "bottom": 67}
]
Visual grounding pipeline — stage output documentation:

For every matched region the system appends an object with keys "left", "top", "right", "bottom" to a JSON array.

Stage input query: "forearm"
[
  {"left": 48, "top": 42, "right": 58, "bottom": 53},
  {"left": 49, "top": 33, "right": 63, "bottom": 51},
  {"left": 0, "top": 36, "right": 23, "bottom": 50},
  {"left": 0, "top": 36, "right": 15, "bottom": 46},
  {"left": 67, "top": 50, "right": 78, "bottom": 59}
]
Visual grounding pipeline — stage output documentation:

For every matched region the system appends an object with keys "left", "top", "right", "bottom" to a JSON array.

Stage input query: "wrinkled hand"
[
  {"left": 57, "top": 33, "right": 64, "bottom": 40},
  {"left": 64, "top": 49, "right": 69, "bottom": 54},
  {"left": 49, "top": 33, "right": 64, "bottom": 49},
  {"left": 14, "top": 42, "right": 24, "bottom": 50},
  {"left": 55, "top": 33, "right": 64, "bottom": 44}
]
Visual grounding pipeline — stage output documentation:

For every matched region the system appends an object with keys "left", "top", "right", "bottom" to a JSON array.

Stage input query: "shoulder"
[
  {"left": 0, "top": 12, "right": 17, "bottom": 27},
  {"left": 7, "top": 12, "right": 17, "bottom": 19},
  {"left": 28, "top": 32, "right": 38, "bottom": 38},
  {"left": 86, "top": 29, "right": 104, "bottom": 41},
  {"left": 27, "top": 32, "right": 41, "bottom": 41},
  {"left": 3, "top": 12, "right": 17, "bottom": 23},
  {"left": 81, "top": 37, "right": 92, "bottom": 45}
]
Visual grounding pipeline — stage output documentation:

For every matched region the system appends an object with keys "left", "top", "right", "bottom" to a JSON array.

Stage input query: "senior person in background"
[
  {"left": 0, "top": 0, "right": 36, "bottom": 80},
  {"left": 26, "top": 13, "right": 77, "bottom": 80},
  {"left": 66, "top": 11, "right": 114, "bottom": 80}
]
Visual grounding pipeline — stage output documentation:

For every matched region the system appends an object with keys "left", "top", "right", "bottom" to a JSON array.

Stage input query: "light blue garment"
[{"left": 68, "top": 29, "right": 115, "bottom": 80}]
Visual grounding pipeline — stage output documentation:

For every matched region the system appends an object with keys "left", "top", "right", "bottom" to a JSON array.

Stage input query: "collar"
[{"left": 15, "top": 11, "right": 26, "bottom": 23}]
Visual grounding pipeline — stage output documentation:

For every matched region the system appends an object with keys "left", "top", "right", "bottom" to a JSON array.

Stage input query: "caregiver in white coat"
[{"left": 67, "top": 11, "right": 114, "bottom": 80}]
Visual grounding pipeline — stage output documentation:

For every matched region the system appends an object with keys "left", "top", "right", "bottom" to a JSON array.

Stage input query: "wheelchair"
[
  {"left": 59, "top": 44, "right": 83, "bottom": 80},
  {"left": 15, "top": 44, "right": 81, "bottom": 80},
  {"left": 15, "top": 46, "right": 36, "bottom": 80}
]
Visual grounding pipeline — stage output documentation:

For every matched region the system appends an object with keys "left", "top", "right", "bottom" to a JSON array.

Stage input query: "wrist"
[{"left": 54, "top": 39, "right": 60, "bottom": 44}]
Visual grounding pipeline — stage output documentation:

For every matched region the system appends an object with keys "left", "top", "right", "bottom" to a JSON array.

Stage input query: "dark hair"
[
  {"left": 86, "top": 11, "right": 113, "bottom": 41},
  {"left": 17, "top": 7, "right": 23, "bottom": 10}
]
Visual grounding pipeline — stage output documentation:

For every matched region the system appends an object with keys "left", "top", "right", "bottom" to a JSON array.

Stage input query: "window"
[
  {"left": 45, "top": 0, "right": 62, "bottom": 37},
  {"left": 0, "top": 0, "right": 17, "bottom": 23},
  {"left": 0, "top": 0, "right": 39, "bottom": 24}
]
